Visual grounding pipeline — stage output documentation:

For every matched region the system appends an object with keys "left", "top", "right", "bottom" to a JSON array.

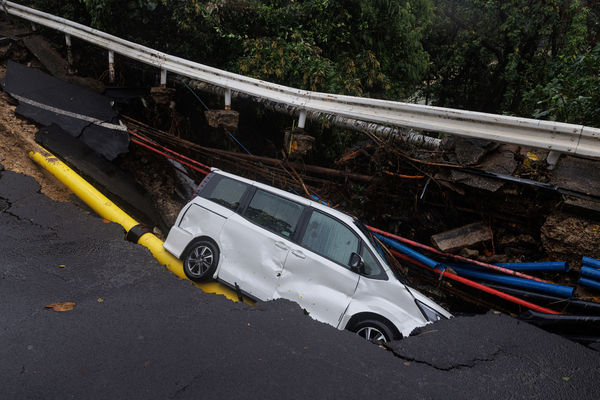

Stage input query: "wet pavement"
[{"left": 1, "top": 170, "right": 599, "bottom": 399}]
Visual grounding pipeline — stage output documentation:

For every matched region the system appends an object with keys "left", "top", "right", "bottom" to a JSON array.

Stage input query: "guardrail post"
[
  {"left": 224, "top": 88, "right": 232, "bottom": 110},
  {"left": 160, "top": 68, "right": 167, "bottom": 87},
  {"left": 108, "top": 50, "right": 115, "bottom": 84},
  {"left": 546, "top": 151, "right": 561, "bottom": 170},
  {"left": 64, "top": 34, "right": 74, "bottom": 74},
  {"left": 298, "top": 110, "right": 307, "bottom": 130},
  {"left": 30, "top": 22, "right": 37, "bottom": 31}
]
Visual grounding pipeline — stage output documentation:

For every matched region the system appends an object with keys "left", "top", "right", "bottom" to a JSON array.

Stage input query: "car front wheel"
[
  {"left": 352, "top": 319, "right": 396, "bottom": 343},
  {"left": 182, "top": 239, "right": 219, "bottom": 282}
]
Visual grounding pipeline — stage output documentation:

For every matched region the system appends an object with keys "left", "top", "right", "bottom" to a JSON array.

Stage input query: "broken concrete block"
[
  {"left": 204, "top": 109, "right": 239, "bottom": 131},
  {"left": 150, "top": 86, "right": 176, "bottom": 105},
  {"left": 431, "top": 221, "right": 492, "bottom": 252},
  {"left": 284, "top": 129, "right": 315, "bottom": 159},
  {"left": 454, "top": 138, "right": 496, "bottom": 165}
]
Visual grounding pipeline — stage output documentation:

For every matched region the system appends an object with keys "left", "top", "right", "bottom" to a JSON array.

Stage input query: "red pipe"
[
  {"left": 390, "top": 249, "right": 561, "bottom": 315},
  {"left": 130, "top": 138, "right": 210, "bottom": 175},
  {"left": 128, "top": 130, "right": 211, "bottom": 172},
  {"left": 368, "top": 225, "right": 549, "bottom": 283}
]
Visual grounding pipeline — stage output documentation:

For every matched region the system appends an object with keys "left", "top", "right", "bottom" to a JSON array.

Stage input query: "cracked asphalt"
[{"left": 1, "top": 170, "right": 599, "bottom": 399}]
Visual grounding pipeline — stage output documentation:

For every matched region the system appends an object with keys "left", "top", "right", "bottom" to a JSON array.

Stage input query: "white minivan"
[{"left": 163, "top": 169, "right": 451, "bottom": 341}]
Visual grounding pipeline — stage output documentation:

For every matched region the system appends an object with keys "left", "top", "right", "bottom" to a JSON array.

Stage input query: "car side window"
[
  {"left": 360, "top": 245, "right": 384, "bottom": 277},
  {"left": 301, "top": 211, "right": 359, "bottom": 267},
  {"left": 203, "top": 176, "right": 248, "bottom": 211},
  {"left": 245, "top": 190, "right": 304, "bottom": 238}
]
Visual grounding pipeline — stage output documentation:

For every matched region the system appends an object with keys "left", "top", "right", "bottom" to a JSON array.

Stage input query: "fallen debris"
[
  {"left": 204, "top": 109, "right": 239, "bottom": 131},
  {"left": 4, "top": 60, "right": 128, "bottom": 160},
  {"left": 44, "top": 302, "right": 76, "bottom": 312},
  {"left": 431, "top": 222, "right": 492, "bottom": 252}
]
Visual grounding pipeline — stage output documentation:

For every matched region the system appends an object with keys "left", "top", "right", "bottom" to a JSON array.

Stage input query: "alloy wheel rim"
[
  {"left": 187, "top": 246, "right": 213, "bottom": 277},
  {"left": 356, "top": 326, "right": 387, "bottom": 343}
]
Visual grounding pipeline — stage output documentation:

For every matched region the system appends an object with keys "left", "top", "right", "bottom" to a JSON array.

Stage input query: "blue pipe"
[
  {"left": 451, "top": 262, "right": 568, "bottom": 273},
  {"left": 583, "top": 256, "right": 600, "bottom": 269},
  {"left": 375, "top": 234, "right": 442, "bottom": 270},
  {"left": 579, "top": 277, "right": 600, "bottom": 292},
  {"left": 448, "top": 265, "right": 574, "bottom": 298},
  {"left": 495, "top": 262, "right": 568, "bottom": 272},
  {"left": 581, "top": 266, "right": 600, "bottom": 281}
]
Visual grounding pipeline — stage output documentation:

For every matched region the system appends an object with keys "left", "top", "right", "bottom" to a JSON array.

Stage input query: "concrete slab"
[{"left": 551, "top": 156, "right": 600, "bottom": 196}]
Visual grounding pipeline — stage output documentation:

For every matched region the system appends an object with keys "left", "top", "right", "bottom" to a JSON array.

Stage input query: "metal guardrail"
[{"left": 6, "top": 1, "right": 600, "bottom": 158}]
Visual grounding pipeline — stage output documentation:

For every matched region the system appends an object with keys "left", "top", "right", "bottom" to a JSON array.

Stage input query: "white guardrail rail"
[{"left": 6, "top": 1, "right": 600, "bottom": 158}]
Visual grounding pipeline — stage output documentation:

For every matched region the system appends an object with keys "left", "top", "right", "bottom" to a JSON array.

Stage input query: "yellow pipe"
[{"left": 29, "top": 147, "right": 251, "bottom": 304}]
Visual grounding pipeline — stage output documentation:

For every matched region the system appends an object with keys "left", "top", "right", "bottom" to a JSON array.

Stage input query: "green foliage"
[
  {"left": 22, "top": 0, "right": 600, "bottom": 128},
  {"left": 523, "top": 43, "right": 600, "bottom": 126},
  {"left": 160, "top": 0, "right": 432, "bottom": 98},
  {"left": 424, "top": 0, "right": 593, "bottom": 116}
]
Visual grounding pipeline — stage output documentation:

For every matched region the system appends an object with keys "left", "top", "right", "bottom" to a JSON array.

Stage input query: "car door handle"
[
  {"left": 274, "top": 241, "right": 289, "bottom": 251},
  {"left": 291, "top": 249, "right": 306, "bottom": 259}
]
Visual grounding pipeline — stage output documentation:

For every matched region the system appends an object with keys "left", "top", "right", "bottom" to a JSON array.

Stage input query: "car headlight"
[{"left": 415, "top": 300, "right": 448, "bottom": 322}]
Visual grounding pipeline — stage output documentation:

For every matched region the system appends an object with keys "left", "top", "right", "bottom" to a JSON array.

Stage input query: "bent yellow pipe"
[{"left": 29, "top": 147, "right": 251, "bottom": 304}]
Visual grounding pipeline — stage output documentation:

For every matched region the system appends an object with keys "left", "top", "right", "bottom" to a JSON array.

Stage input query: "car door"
[
  {"left": 217, "top": 188, "right": 306, "bottom": 300},
  {"left": 278, "top": 210, "right": 360, "bottom": 327}
]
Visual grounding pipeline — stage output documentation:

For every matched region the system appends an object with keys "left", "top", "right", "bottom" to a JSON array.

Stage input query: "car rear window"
[
  {"left": 202, "top": 175, "right": 248, "bottom": 211},
  {"left": 245, "top": 189, "right": 304, "bottom": 238}
]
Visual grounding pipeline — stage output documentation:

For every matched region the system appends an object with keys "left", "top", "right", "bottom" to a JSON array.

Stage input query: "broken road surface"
[{"left": 1, "top": 170, "right": 599, "bottom": 399}]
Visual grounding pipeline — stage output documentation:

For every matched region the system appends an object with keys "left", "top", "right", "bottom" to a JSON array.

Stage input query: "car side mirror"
[{"left": 349, "top": 252, "right": 365, "bottom": 274}]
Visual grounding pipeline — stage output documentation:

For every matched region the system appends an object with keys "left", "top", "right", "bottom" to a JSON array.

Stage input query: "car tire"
[
  {"left": 352, "top": 319, "right": 397, "bottom": 343},
  {"left": 182, "top": 239, "right": 219, "bottom": 282}
]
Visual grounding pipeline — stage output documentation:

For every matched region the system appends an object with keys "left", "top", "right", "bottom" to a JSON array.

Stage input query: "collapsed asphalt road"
[{"left": 1, "top": 170, "right": 599, "bottom": 399}]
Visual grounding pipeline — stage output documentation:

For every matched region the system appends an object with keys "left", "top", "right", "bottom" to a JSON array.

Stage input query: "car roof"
[{"left": 211, "top": 168, "right": 356, "bottom": 225}]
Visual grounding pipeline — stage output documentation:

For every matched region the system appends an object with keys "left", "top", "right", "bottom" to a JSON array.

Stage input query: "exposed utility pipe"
[
  {"left": 454, "top": 261, "right": 569, "bottom": 273},
  {"left": 387, "top": 248, "right": 561, "bottom": 315},
  {"left": 579, "top": 277, "right": 600, "bottom": 292},
  {"left": 28, "top": 146, "right": 250, "bottom": 304},
  {"left": 484, "top": 283, "right": 600, "bottom": 315},
  {"left": 448, "top": 265, "right": 574, "bottom": 298},
  {"left": 583, "top": 256, "right": 600, "bottom": 269},
  {"left": 183, "top": 79, "right": 441, "bottom": 149},
  {"left": 580, "top": 266, "right": 600, "bottom": 281},
  {"left": 494, "top": 262, "right": 569, "bottom": 272},
  {"left": 369, "top": 227, "right": 550, "bottom": 283},
  {"left": 376, "top": 234, "right": 573, "bottom": 298}
]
